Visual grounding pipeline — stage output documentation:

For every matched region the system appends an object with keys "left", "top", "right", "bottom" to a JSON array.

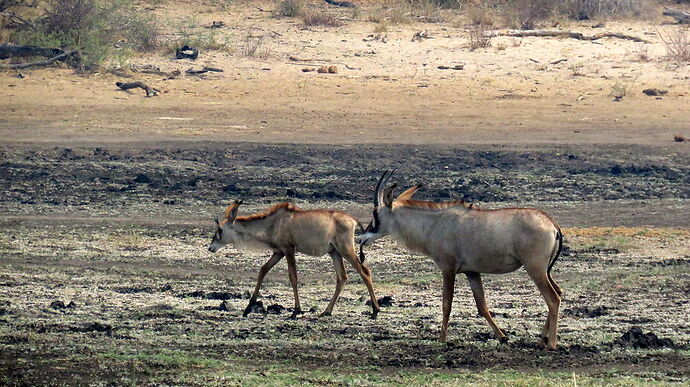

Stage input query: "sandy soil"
[{"left": 1, "top": 2, "right": 689, "bottom": 146}]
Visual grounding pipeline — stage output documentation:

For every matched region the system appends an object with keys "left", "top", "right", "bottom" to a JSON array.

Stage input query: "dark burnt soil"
[
  {"left": 1, "top": 218, "right": 689, "bottom": 384},
  {"left": 1, "top": 142, "right": 688, "bottom": 214}
]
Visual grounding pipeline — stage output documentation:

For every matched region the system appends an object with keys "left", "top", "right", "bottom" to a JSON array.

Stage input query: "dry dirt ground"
[{"left": 1, "top": 0, "right": 689, "bottom": 385}]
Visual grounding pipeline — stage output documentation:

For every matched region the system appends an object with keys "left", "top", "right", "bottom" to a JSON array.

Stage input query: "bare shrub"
[
  {"left": 502, "top": 0, "right": 554, "bottom": 30},
  {"left": 560, "top": 0, "right": 645, "bottom": 20},
  {"left": 302, "top": 8, "right": 342, "bottom": 27},
  {"left": 468, "top": 22, "right": 492, "bottom": 50},
  {"left": 657, "top": 26, "right": 690, "bottom": 63},
  {"left": 275, "top": 0, "right": 302, "bottom": 18},
  {"left": 241, "top": 30, "right": 265, "bottom": 57},
  {"left": 409, "top": 0, "right": 443, "bottom": 22},
  {"left": 373, "top": 20, "right": 388, "bottom": 39},
  {"left": 467, "top": 4, "right": 494, "bottom": 26},
  {"left": 632, "top": 43, "right": 651, "bottom": 62},
  {"left": 367, "top": 2, "right": 412, "bottom": 25}
]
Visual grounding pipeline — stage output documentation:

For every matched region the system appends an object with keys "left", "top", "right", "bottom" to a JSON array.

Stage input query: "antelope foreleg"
[
  {"left": 244, "top": 251, "right": 284, "bottom": 317},
  {"left": 440, "top": 270, "right": 456, "bottom": 342},
  {"left": 465, "top": 271, "right": 508, "bottom": 342},
  {"left": 285, "top": 252, "right": 303, "bottom": 319}
]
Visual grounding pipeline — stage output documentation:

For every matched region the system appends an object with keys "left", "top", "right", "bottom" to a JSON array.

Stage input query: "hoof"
[
  {"left": 370, "top": 309, "right": 380, "bottom": 320},
  {"left": 498, "top": 336, "right": 509, "bottom": 344},
  {"left": 319, "top": 311, "right": 332, "bottom": 318}
]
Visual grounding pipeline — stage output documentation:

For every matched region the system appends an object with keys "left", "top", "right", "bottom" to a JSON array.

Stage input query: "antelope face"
[
  {"left": 208, "top": 200, "right": 243, "bottom": 253},
  {"left": 360, "top": 169, "right": 399, "bottom": 246},
  {"left": 360, "top": 205, "right": 394, "bottom": 246}
]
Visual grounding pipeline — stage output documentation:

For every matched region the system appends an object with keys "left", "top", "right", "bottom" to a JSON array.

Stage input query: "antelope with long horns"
[
  {"left": 359, "top": 170, "right": 563, "bottom": 349},
  {"left": 209, "top": 200, "right": 381, "bottom": 319}
]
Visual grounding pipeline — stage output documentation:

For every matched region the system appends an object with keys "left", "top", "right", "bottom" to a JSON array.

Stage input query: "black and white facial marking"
[
  {"left": 360, "top": 207, "right": 387, "bottom": 246},
  {"left": 208, "top": 216, "right": 223, "bottom": 252}
]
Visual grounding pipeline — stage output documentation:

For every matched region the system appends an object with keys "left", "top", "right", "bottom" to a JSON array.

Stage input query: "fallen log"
[
  {"left": 185, "top": 66, "right": 223, "bottom": 75},
  {"left": 663, "top": 8, "right": 690, "bottom": 24},
  {"left": 491, "top": 30, "right": 648, "bottom": 43},
  {"left": 115, "top": 81, "right": 159, "bottom": 97},
  {"left": 0, "top": 49, "right": 79, "bottom": 69}
]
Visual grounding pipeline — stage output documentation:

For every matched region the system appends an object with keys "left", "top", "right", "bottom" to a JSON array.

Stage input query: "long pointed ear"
[
  {"left": 395, "top": 183, "right": 423, "bottom": 201},
  {"left": 224, "top": 200, "right": 243, "bottom": 223},
  {"left": 383, "top": 184, "right": 397, "bottom": 208}
]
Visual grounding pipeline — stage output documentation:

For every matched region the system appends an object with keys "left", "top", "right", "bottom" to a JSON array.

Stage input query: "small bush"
[
  {"left": 560, "top": 0, "right": 645, "bottom": 20},
  {"left": 409, "top": 0, "right": 443, "bottom": 22},
  {"left": 302, "top": 9, "right": 342, "bottom": 27},
  {"left": 11, "top": 0, "right": 159, "bottom": 69},
  {"left": 241, "top": 30, "right": 272, "bottom": 58},
  {"left": 658, "top": 26, "right": 690, "bottom": 62},
  {"left": 467, "top": 4, "right": 494, "bottom": 26},
  {"left": 373, "top": 21, "right": 389, "bottom": 35},
  {"left": 170, "top": 18, "right": 230, "bottom": 53},
  {"left": 275, "top": 0, "right": 302, "bottom": 18},
  {"left": 468, "top": 22, "right": 492, "bottom": 50},
  {"left": 502, "top": 0, "right": 554, "bottom": 30}
]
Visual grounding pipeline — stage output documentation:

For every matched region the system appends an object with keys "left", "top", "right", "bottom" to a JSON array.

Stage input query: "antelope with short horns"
[
  {"left": 359, "top": 170, "right": 563, "bottom": 349},
  {"left": 209, "top": 200, "right": 381, "bottom": 319}
]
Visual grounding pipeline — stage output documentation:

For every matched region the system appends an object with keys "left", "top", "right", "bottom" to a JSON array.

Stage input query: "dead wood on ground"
[
  {"left": 491, "top": 30, "right": 648, "bottom": 43},
  {"left": 115, "top": 81, "right": 159, "bottom": 97}
]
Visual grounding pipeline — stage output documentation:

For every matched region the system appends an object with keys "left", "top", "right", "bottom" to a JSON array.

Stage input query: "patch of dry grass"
[{"left": 302, "top": 8, "right": 343, "bottom": 27}]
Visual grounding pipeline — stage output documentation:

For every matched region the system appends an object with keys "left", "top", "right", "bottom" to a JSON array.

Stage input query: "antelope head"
[
  {"left": 359, "top": 170, "right": 423, "bottom": 246},
  {"left": 208, "top": 200, "right": 243, "bottom": 253}
]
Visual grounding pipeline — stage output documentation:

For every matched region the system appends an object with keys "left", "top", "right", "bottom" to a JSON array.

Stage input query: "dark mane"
[
  {"left": 397, "top": 199, "right": 475, "bottom": 211},
  {"left": 236, "top": 202, "right": 301, "bottom": 222}
]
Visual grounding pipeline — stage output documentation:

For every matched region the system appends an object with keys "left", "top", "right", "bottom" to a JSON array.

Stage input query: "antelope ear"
[
  {"left": 383, "top": 184, "right": 397, "bottom": 208},
  {"left": 395, "top": 183, "right": 423, "bottom": 201}
]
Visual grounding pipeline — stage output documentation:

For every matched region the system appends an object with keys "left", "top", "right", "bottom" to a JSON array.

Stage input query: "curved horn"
[{"left": 374, "top": 169, "right": 396, "bottom": 207}]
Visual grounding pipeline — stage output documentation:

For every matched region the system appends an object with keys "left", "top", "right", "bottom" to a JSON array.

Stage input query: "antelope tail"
[{"left": 547, "top": 228, "right": 563, "bottom": 274}]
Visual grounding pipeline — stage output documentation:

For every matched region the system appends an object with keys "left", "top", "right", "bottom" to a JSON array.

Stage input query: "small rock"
[
  {"left": 302, "top": 68, "right": 316, "bottom": 72},
  {"left": 366, "top": 295, "right": 394, "bottom": 307},
  {"left": 673, "top": 134, "right": 686, "bottom": 142},
  {"left": 267, "top": 304, "right": 286, "bottom": 314},
  {"left": 218, "top": 301, "right": 231, "bottom": 311},
  {"left": 327, "top": 65, "right": 338, "bottom": 74},
  {"left": 133, "top": 174, "right": 151, "bottom": 183},
  {"left": 50, "top": 300, "right": 67, "bottom": 309}
]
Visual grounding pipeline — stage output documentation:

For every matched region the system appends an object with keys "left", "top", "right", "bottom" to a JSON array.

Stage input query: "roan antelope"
[
  {"left": 208, "top": 200, "right": 381, "bottom": 319},
  {"left": 359, "top": 170, "right": 563, "bottom": 349}
]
